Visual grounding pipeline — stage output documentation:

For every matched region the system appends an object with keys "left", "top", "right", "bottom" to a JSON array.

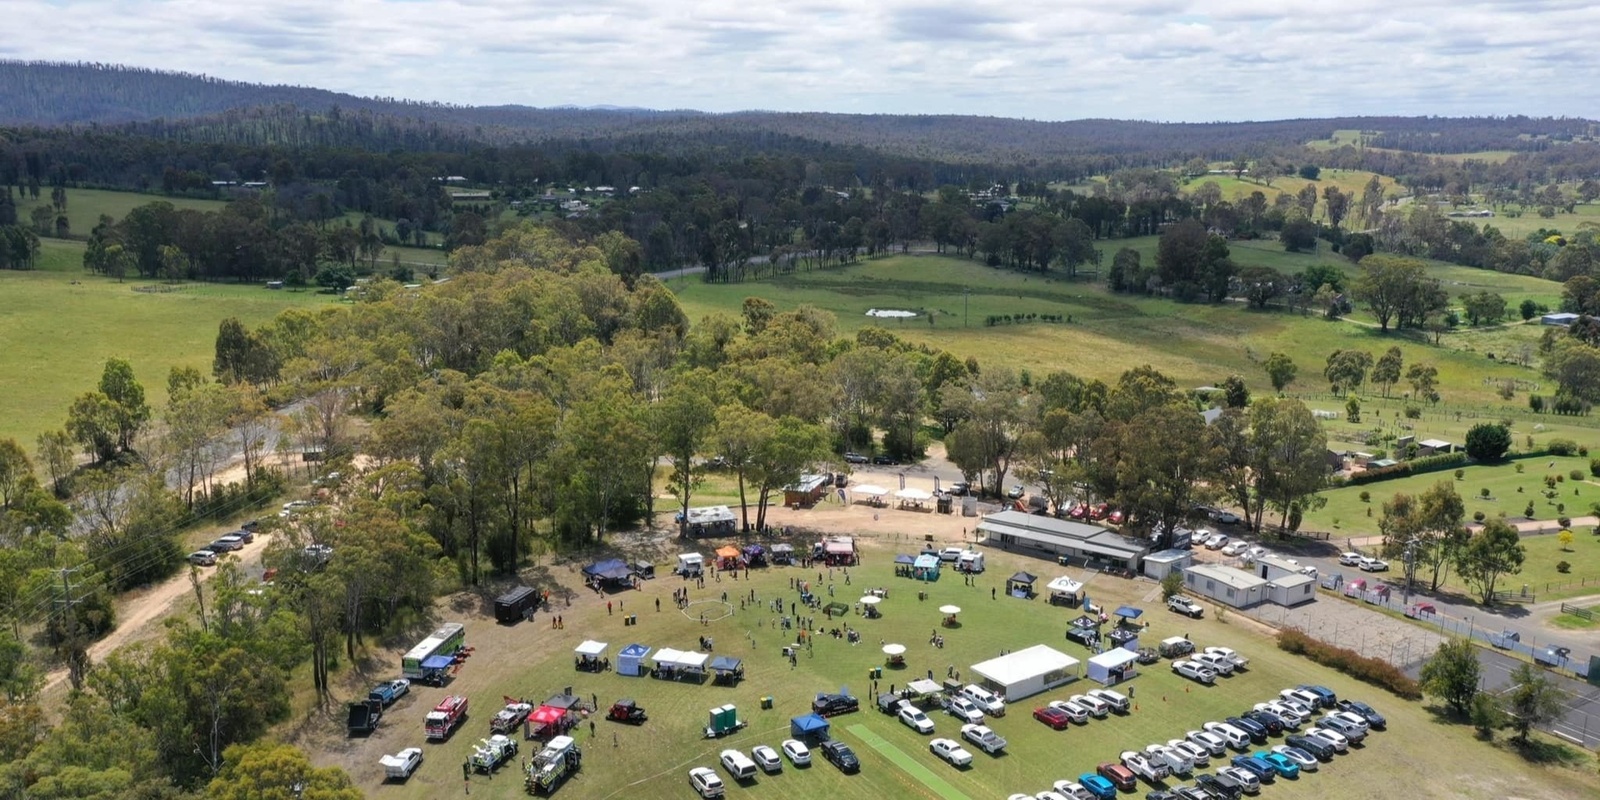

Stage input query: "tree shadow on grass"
[{"left": 1506, "top": 736, "right": 1590, "bottom": 766}]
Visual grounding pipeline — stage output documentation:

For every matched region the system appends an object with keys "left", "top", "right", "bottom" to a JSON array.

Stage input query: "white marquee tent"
[{"left": 968, "top": 644, "right": 1080, "bottom": 701}]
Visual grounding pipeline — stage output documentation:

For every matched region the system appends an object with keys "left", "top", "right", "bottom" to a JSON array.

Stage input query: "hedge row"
[
  {"left": 1343, "top": 452, "right": 1469, "bottom": 486},
  {"left": 1275, "top": 628, "right": 1423, "bottom": 700}
]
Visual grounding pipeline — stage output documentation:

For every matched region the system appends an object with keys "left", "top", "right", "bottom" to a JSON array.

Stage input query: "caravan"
[{"left": 957, "top": 551, "right": 985, "bottom": 573}]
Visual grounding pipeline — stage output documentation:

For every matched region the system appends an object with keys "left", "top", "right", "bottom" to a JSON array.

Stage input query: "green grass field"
[
  {"left": 1201, "top": 169, "right": 1401, "bottom": 208},
  {"left": 321, "top": 544, "right": 1599, "bottom": 800},
  {"left": 0, "top": 239, "right": 331, "bottom": 443}
]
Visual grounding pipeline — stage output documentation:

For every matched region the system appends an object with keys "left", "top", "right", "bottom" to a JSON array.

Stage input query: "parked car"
[
  {"left": 1192, "top": 652, "right": 1234, "bottom": 676},
  {"left": 1279, "top": 688, "right": 1321, "bottom": 710},
  {"left": 208, "top": 536, "right": 244, "bottom": 553},
  {"left": 1070, "top": 693, "right": 1110, "bottom": 718},
  {"left": 812, "top": 693, "right": 860, "bottom": 717},
  {"left": 1316, "top": 714, "right": 1367, "bottom": 743},
  {"left": 1212, "top": 509, "right": 1242, "bottom": 525},
  {"left": 1068, "top": 503, "right": 1090, "bottom": 520},
  {"left": 1338, "top": 551, "right": 1364, "bottom": 566},
  {"left": 1051, "top": 781, "right": 1097, "bottom": 800},
  {"left": 959, "top": 723, "right": 1007, "bottom": 754},
  {"left": 1088, "top": 503, "right": 1111, "bottom": 521},
  {"left": 1146, "top": 743, "right": 1193, "bottom": 774},
  {"left": 1335, "top": 699, "right": 1387, "bottom": 729},
  {"left": 379, "top": 747, "right": 423, "bottom": 781},
  {"left": 689, "top": 766, "right": 725, "bottom": 798},
  {"left": 368, "top": 679, "right": 410, "bottom": 706},
  {"left": 1221, "top": 541, "right": 1248, "bottom": 557},
  {"left": 1284, "top": 733, "right": 1335, "bottom": 760},
  {"left": 1270, "top": 744, "right": 1319, "bottom": 771},
  {"left": 781, "top": 739, "right": 810, "bottom": 766},
  {"left": 1205, "top": 647, "right": 1248, "bottom": 670},
  {"left": 230, "top": 528, "right": 255, "bottom": 544},
  {"left": 1304, "top": 727, "right": 1349, "bottom": 753},
  {"left": 945, "top": 695, "right": 985, "bottom": 724},
  {"left": 1107, "top": 508, "right": 1125, "bottom": 524},
  {"left": 843, "top": 452, "right": 868, "bottom": 464},
  {"left": 1491, "top": 629, "right": 1522, "bottom": 649},
  {"left": 1096, "top": 762, "right": 1137, "bottom": 792},
  {"left": 820, "top": 740, "right": 860, "bottom": 773},
  {"left": 1357, "top": 556, "right": 1389, "bottom": 572},
  {"left": 187, "top": 550, "right": 218, "bottom": 566},
  {"left": 1229, "top": 755, "right": 1277, "bottom": 783},
  {"left": 929, "top": 737, "right": 973, "bottom": 767},
  {"left": 1195, "top": 773, "right": 1245, "bottom": 799},
  {"left": 1166, "top": 737, "right": 1212, "bottom": 766},
  {"left": 1119, "top": 750, "right": 1170, "bottom": 783},
  {"left": 1241, "top": 709, "right": 1284, "bottom": 734},
  {"left": 1034, "top": 705, "right": 1074, "bottom": 730},
  {"left": 1078, "top": 774, "right": 1118, "bottom": 800},
  {"left": 1202, "top": 721, "right": 1252, "bottom": 750},
  {"left": 1046, "top": 699, "right": 1090, "bottom": 724},
  {"left": 1205, "top": 533, "right": 1230, "bottom": 550},
  {"left": 1297, "top": 684, "right": 1338, "bottom": 708},
  {"left": 1168, "top": 595, "right": 1205, "bottom": 618},
  {"left": 1256, "top": 750, "right": 1300, "bottom": 779},
  {"left": 1184, "top": 728, "right": 1228, "bottom": 757},
  {"left": 898, "top": 705, "right": 935, "bottom": 734},
  {"left": 1088, "top": 689, "right": 1130, "bottom": 714},
  {"left": 1172, "top": 660, "right": 1217, "bottom": 684},
  {"left": 720, "top": 749, "right": 757, "bottom": 781},
  {"left": 947, "top": 482, "right": 970, "bottom": 496},
  {"left": 961, "top": 684, "right": 1006, "bottom": 716},
  {"left": 1404, "top": 602, "right": 1437, "bottom": 619},
  {"left": 1254, "top": 703, "right": 1301, "bottom": 728},
  {"left": 751, "top": 745, "right": 782, "bottom": 773},
  {"left": 1213, "top": 765, "right": 1262, "bottom": 794},
  {"left": 1225, "top": 715, "right": 1268, "bottom": 742}
]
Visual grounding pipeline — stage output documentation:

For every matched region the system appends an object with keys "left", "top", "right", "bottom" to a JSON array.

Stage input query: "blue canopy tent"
[
  {"left": 583, "top": 558, "right": 635, "bottom": 589},
  {"left": 1006, "top": 571, "right": 1037, "bottom": 598},
  {"left": 710, "top": 655, "right": 745, "bottom": 685},
  {"left": 618, "top": 643, "right": 652, "bottom": 677},
  {"left": 418, "top": 654, "right": 455, "bottom": 686},
  {"left": 894, "top": 554, "right": 916, "bottom": 577},
  {"left": 1114, "top": 605, "right": 1144, "bottom": 628},
  {"left": 789, "top": 713, "right": 830, "bottom": 741}
]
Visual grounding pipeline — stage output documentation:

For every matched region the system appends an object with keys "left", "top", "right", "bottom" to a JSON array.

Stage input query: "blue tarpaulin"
[
  {"left": 1114, "top": 605, "right": 1143, "bottom": 620},
  {"left": 790, "top": 714, "right": 830, "bottom": 738}
]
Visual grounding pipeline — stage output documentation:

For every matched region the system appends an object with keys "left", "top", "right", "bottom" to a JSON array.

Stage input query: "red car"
[
  {"left": 1068, "top": 503, "right": 1089, "bottom": 520},
  {"left": 1089, "top": 504, "right": 1110, "bottom": 521},
  {"left": 1106, "top": 509, "right": 1125, "bottom": 525},
  {"left": 1097, "top": 762, "right": 1137, "bottom": 791},
  {"left": 1033, "top": 706, "right": 1072, "bottom": 730},
  {"left": 1404, "top": 602, "right": 1437, "bottom": 618}
]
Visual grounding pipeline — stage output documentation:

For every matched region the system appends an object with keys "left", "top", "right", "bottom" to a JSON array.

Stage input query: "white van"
[
  {"left": 957, "top": 551, "right": 985, "bottom": 573},
  {"left": 1088, "top": 688, "right": 1130, "bottom": 714},
  {"left": 719, "top": 749, "right": 757, "bottom": 781}
]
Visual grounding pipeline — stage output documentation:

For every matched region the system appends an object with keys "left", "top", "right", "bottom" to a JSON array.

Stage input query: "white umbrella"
[
  {"left": 860, "top": 596, "right": 883, "bottom": 605},
  {"left": 939, "top": 605, "right": 961, "bottom": 615},
  {"left": 882, "top": 643, "right": 907, "bottom": 656}
]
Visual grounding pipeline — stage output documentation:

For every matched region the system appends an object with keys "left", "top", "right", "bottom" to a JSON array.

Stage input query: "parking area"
[{"left": 1477, "top": 648, "right": 1600, "bottom": 748}]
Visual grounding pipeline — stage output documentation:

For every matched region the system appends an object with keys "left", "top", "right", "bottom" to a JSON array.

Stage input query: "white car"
[
  {"left": 961, "top": 684, "right": 1006, "bottom": 716},
  {"left": 1338, "top": 551, "right": 1363, "bottom": 566},
  {"left": 379, "top": 747, "right": 423, "bottom": 780},
  {"left": 899, "top": 704, "right": 935, "bottom": 734},
  {"left": 1035, "top": 792, "right": 1069, "bottom": 800},
  {"left": 1306, "top": 726, "right": 1349, "bottom": 753},
  {"left": 1257, "top": 702, "right": 1304, "bottom": 728},
  {"left": 1172, "top": 659, "right": 1216, "bottom": 684},
  {"left": 1326, "top": 709, "right": 1371, "bottom": 735},
  {"left": 929, "top": 737, "right": 973, "bottom": 767},
  {"left": 946, "top": 696, "right": 985, "bottom": 724},
  {"left": 1120, "top": 750, "right": 1169, "bottom": 782},
  {"left": 1191, "top": 652, "right": 1234, "bottom": 676},
  {"left": 781, "top": 739, "right": 810, "bottom": 765},
  {"left": 1214, "top": 765, "right": 1261, "bottom": 794},
  {"left": 1205, "top": 533, "right": 1229, "bottom": 550},
  {"left": 1088, "top": 688, "right": 1130, "bottom": 713},
  {"left": 1167, "top": 595, "right": 1205, "bottom": 618},
  {"left": 1358, "top": 556, "right": 1390, "bottom": 572},
  {"left": 187, "top": 550, "right": 218, "bottom": 566},
  {"left": 1270, "top": 744, "right": 1319, "bottom": 772},
  {"left": 1185, "top": 729, "right": 1227, "bottom": 757},
  {"left": 719, "top": 749, "right": 757, "bottom": 780},
  {"left": 1146, "top": 743, "right": 1193, "bottom": 774},
  {"left": 1046, "top": 699, "right": 1090, "bottom": 724},
  {"left": 1244, "top": 546, "right": 1268, "bottom": 561},
  {"left": 1069, "top": 694, "right": 1110, "bottom": 718},
  {"left": 1205, "top": 646, "right": 1249, "bottom": 669},
  {"left": 751, "top": 745, "right": 782, "bottom": 773},
  {"left": 1202, "top": 721, "right": 1252, "bottom": 750},
  {"left": 689, "top": 766, "right": 725, "bottom": 798},
  {"left": 1317, "top": 713, "right": 1367, "bottom": 742},
  {"left": 1280, "top": 688, "right": 1321, "bottom": 711},
  {"left": 1212, "top": 509, "right": 1241, "bottom": 525},
  {"left": 960, "top": 723, "right": 1007, "bottom": 754},
  {"left": 1166, "top": 738, "right": 1211, "bottom": 766},
  {"left": 1052, "top": 782, "right": 1096, "bottom": 800},
  {"left": 1221, "top": 541, "right": 1248, "bottom": 557}
]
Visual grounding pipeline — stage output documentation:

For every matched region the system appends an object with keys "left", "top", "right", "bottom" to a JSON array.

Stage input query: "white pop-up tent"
[
  {"left": 1086, "top": 647, "right": 1139, "bottom": 686},
  {"left": 968, "top": 644, "right": 1080, "bottom": 701}
]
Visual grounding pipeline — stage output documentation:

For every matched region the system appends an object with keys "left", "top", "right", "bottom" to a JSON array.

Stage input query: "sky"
[{"left": 6, "top": 0, "right": 1597, "bottom": 121}]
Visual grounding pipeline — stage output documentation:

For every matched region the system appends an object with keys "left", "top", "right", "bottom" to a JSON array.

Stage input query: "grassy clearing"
[
  {"left": 0, "top": 239, "right": 331, "bottom": 443},
  {"left": 1199, "top": 169, "right": 1402, "bottom": 208},
  {"left": 1548, "top": 607, "right": 1600, "bottom": 630},
  {"left": 321, "top": 543, "right": 1600, "bottom": 800},
  {"left": 1306, "top": 457, "right": 1600, "bottom": 537}
]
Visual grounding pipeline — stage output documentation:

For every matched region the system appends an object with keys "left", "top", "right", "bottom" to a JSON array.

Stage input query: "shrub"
[
  {"left": 1557, "top": 474, "right": 1566, "bottom": 483},
  {"left": 1515, "top": 463, "right": 1525, "bottom": 474},
  {"left": 1359, "top": 490, "right": 1371, "bottom": 503},
  {"left": 1480, "top": 487, "right": 1491, "bottom": 498},
  {"left": 1525, "top": 502, "right": 1536, "bottom": 517},
  {"left": 1454, "top": 468, "right": 1464, "bottom": 480},
  {"left": 1558, "top": 515, "right": 1570, "bottom": 527},
  {"left": 1404, "top": 406, "right": 1422, "bottom": 420},
  {"left": 1276, "top": 629, "right": 1421, "bottom": 700},
  {"left": 1547, "top": 438, "right": 1579, "bottom": 456},
  {"left": 1592, "top": 457, "right": 1600, "bottom": 477},
  {"left": 1557, "top": 560, "right": 1571, "bottom": 573},
  {"left": 1473, "top": 511, "right": 1486, "bottom": 522},
  {"left": 1582, "top": 446, "right": 1590, "bottom": 457},
  {"left": 1571, "top": 469, "right": 1585, "bottom": 481}
]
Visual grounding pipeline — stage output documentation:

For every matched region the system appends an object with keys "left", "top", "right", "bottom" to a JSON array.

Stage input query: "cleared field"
[
  {"left": 318, "top": 540, "right": 1599, "bottom": 800},
  {"left": 1200, "top": 169, "right": 1402, "bottom": 210},
  {"left": 0, "top": 239, "right": 331, "bottom": 443}
]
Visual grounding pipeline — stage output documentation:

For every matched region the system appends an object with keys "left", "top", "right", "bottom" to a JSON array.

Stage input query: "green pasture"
[
  {"left": 1201, "top": 169, "right": 1401, "bottom": 208},
  {"left": 329, "top": 546, "right": 1599, "bottom": 800},
  {"left": 0, "top": 239, "right": 331, "bottom": 443},
  {"left": 668, "top": 249, "right": 1561, "bottom": 409},
  {"left": 1469, "top": 202, "right": 1600, "bottom": 242}
]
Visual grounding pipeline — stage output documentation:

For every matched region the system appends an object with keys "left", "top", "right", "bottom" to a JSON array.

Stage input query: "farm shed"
[
  {"left": 969, "top": 644, "right": 1080, "bottom": 701},
  {"left": 682, "top": 505, "right": 737, "bottom": 537},
  {"left": 1086, "top": 647, "right": 1139, "bottom": 686},
  {"left": 783, "top": 474, "right": 832, "bottom": 507},
  {"left": 977, "top": 510, "right": 1149, "bottom": 571},
  {"left": 1267, "top": 573, "right": 1317, "bottom": 606}
]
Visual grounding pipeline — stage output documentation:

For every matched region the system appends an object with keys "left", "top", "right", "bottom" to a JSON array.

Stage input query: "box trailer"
[{"left": 494, "top": 587, "right": 538, "bottom": 624}]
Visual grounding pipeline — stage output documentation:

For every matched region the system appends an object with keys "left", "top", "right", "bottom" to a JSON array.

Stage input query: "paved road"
[{"left": 1477, "top": 648, "right": 1600, "bottom": 748}]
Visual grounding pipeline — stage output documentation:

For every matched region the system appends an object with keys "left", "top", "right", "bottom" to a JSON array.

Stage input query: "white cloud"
[{"left": 7, "top": 0, "right": 1599, "bottom": 119}]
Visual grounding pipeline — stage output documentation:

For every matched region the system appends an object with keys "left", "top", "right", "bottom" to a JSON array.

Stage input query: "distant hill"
[{"left": 3, "top": 61, "right": 1597, "bottom": 163}]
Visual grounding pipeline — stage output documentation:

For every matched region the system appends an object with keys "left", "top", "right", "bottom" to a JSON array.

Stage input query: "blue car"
[
  {"left": 1255, "top": 750, "right": 1301, "bottom": 779},
  {"left": 1297, "top": 684, "right": 1337, "bottom": 709},
  {"left": 1079, "top": 773, "right": 1118, "bottom": 800},
  {"left": 1336, "top": 699, "right": 1387, "bottom": 729},
  {"left": 1231, "top": 754, "right": 1277, "bottom": 783}
]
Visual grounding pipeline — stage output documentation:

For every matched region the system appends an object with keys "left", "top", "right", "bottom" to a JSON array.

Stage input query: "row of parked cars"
[
  {"left": 187, "top": 520, "right": 260, "bottom": 566},
  {"left": 689, "top": 738, "right": 859, "bottom": 797},
  {"left": 1171, "top": 646, "right": 1249, "bottom": 684},
  {"left": 1016, "top": 685, "right": 1384, "bottom": 800}
]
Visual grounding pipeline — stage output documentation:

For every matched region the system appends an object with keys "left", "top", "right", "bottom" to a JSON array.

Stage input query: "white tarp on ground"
[
  {"left": 894, "top": 488, "right": 934, "bottom": 501},
  {"left": 969, "top": 644, "right": 1080, "bottom": 700},
  {"left": 574, "top": 640, "right": 608, "bottom": 657},
  {"left": 853, "top": 485, "right": 888, "bottom": 497}
]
